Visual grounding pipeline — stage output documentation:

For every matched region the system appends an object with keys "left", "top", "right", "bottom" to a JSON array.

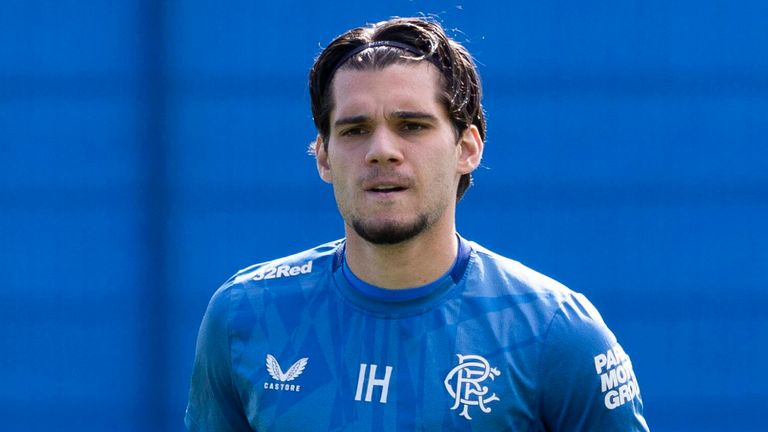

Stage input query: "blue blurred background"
[{"left": 1, "top": 1, "right": 766, "bottom": 431}]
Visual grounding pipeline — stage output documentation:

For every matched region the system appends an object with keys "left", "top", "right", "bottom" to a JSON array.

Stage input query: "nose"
[{"left": 365, "top": 128, "right": 403, "bottom": 166}]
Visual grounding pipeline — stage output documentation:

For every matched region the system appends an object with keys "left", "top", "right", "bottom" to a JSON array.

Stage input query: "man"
[{"left": 186, "top": 17, "right": 649, "bottom": 431}]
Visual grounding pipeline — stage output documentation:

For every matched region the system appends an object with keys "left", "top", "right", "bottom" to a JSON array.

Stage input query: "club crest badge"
[{"left": 444, "top": 354, "right": 501, "bottom": 420}]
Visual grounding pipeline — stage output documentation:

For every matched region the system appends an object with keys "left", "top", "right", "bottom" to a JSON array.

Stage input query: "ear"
[
  {"left": 314, "top": 135, "right": 333, "bottom": 184},
  {"left": 456, "top": 125, "right": 484, "bottom": 175}
]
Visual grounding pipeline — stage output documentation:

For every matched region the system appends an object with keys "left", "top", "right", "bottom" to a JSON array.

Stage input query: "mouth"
[
  {"left": 365, "top": 185, "right": 408, "bottom": 200},
  {"left": 361, "top": 174, "right": 413, "bottom": 199},
  {"left": 367, "top": 185, "right": 407, "bottom": 194},
  {"left": 363, "top": 179, "right": 410, "bottom": 198}
]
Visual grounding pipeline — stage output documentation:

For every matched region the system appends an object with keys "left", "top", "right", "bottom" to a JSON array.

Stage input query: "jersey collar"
[{"left": 331, "top": 235, "right": 473, "bottom": 317}]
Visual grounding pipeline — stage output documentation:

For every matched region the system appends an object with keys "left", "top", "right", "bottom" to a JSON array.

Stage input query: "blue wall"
[{"left": 1, "top": 1, "right": 766, "bottom": 430}]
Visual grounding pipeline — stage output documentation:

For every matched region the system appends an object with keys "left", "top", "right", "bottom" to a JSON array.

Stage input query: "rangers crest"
[{"left": 444, "top": 354, "right": 501, "bottom": 420}]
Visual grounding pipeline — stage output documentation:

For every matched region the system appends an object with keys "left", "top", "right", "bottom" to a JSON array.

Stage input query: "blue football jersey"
[{"left": 186, "top": 236, "right": 649, "bottom": 431}]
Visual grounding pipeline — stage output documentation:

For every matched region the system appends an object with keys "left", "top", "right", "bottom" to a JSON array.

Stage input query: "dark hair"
[{"left": 309, "top": 17, "right": 485, "bottom": 201}]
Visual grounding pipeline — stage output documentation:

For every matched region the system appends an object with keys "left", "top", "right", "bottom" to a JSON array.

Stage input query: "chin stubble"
[{"left": 351, "top": 214, "right": 430, "bottom": 245}]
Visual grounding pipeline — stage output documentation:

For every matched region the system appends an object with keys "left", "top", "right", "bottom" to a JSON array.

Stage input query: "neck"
[{"left": 344, "top": 218, "right": 458, "bottom": 289}]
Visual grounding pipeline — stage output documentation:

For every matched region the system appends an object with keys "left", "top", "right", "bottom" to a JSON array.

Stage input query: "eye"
[
  {"left": 401, "top": 122, "right": 429, "bottom": 132},
  {"left": 340, "top": 127, "right": 368, "bottom": 137}
]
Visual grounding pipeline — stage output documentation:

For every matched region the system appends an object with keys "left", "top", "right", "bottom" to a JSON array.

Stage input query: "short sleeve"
[
  {"left": 185, "top": 285, "right": 253, "bottom": 431},
  {"left": 538, "top": 293, "right": 649, "bottom": 431}
]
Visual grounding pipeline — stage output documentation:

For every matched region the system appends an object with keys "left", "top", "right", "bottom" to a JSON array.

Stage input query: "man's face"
[{"left": 316, "top": 62, "right": 481, "bottom": 245}]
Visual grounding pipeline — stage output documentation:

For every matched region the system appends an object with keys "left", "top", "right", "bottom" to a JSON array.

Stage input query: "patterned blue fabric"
[{"left": 186, "top": 237, "right": 649, "bottom": 431}]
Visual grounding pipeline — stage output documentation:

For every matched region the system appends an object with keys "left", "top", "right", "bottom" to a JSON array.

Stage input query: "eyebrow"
[
  {"left": 391, "top": 111, "right": 438, "bottom": 122},
  {"left": 333, "top": 111, "right": 437, "bottom": 127},
  {"left": 334, "top": 115, "right": 370, "bottom": 127}
]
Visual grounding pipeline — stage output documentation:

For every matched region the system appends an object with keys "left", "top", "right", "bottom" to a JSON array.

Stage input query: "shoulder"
[
  {"left": 466, "top": 240, "right": 590, "bottom": 314},
  {"left": 466, "top": 241, "right": 617, "bottom": 351},
  {"left": 203, "top": 239, "right": 343, "bottom": 319},
  {"left": 465, "top": 240, "right": 618, "bottom": 364},
  {"left": 229, "top": 239, "right": 342, "bottom": 285}
]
